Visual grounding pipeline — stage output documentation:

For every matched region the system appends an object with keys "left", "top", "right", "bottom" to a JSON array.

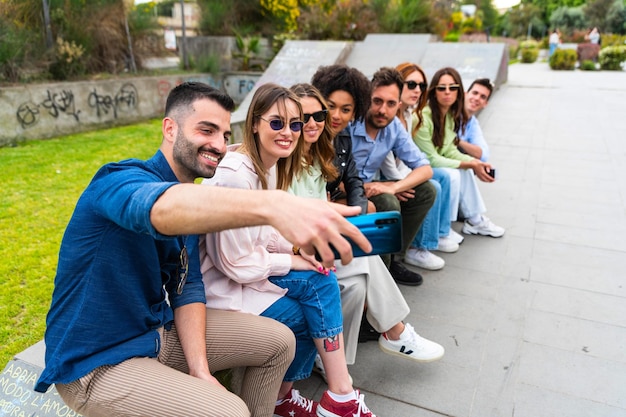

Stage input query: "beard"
[
  {"left": 366, "top": 112, "right": 391, "bottom": 130},
  {"left": 172, "top": 129, "right": 220, "bottom": 181}
]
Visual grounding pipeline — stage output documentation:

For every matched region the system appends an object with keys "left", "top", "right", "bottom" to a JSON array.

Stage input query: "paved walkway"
[
  {"left": 12, "top": 62, "right": 625, "bottom": 417},
  {"left": 296, "top": 62, "right": 626, "bottom": 416}
]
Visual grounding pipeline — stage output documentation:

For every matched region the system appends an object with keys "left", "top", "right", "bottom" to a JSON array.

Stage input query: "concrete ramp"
[
  {"left": 231, "top": 35, "right": 508, "bottom": 141},
  {"left": 345, "top": 33, "right": 434, "bottom": 79},
  {"left": 345, "top": 34, "right": 507, "bottom": 89},
  {"left": 230, "top": 40, "right": 353, "bottom": 137},
  {"left": 420, "top": 42, "right": 508, "bottom": 89}
]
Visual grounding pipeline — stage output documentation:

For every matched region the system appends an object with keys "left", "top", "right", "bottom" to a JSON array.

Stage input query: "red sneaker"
[
  {"left": 274, "top": 389, "right": 318, "bottom": 417},
  {"left": 316, "top": 390, "right": 376, "bottom": 417}
]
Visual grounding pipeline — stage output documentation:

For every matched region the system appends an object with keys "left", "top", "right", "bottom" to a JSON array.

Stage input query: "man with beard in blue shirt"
[
  {"left": 349, "top": 68, "right": 436, "bottom": 286},
  {"left": 35, "top": 82, "right": 369, "bottom": 417}
]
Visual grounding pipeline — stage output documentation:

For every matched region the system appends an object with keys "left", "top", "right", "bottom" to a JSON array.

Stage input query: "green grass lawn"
[{"left": 0, "top": 120, "right": 163, "bottom": 368}]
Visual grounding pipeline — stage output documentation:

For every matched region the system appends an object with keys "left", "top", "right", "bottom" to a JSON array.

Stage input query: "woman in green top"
[{"left": 414, "top": 67, "right": 505, "bottom": 238}]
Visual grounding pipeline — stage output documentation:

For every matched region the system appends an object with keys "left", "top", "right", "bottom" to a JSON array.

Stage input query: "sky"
[{"left": 493, "top": 0, "right": 522, "bottom": 10}]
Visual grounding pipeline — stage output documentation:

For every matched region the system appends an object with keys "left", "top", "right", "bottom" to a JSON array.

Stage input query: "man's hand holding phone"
[{"left": 315, "top": 211, "right": 402, "bottom": 261}]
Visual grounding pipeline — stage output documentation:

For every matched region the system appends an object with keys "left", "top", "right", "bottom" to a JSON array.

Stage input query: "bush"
[
  {"left": 272, "top": 32, "right": 298, "bottom": 55},
  {"left": 519, "top": 40, "right": 539, "bottom": 63},
  {"left": 193, "top": 54, "right": 220, "bottom": 75},
  {"left": 198, "top": 0, "right": 267, "bottom": 36},
  {"left": 0, "top": 19, "right": 39, "bottom": 83},
  {"left": 600, "top": 34, "right": 626, "bottom": 48},
  {"left": 48, "top": 37, "right": 86, "bottom": 80},
  {"left": 298, "top": 0, "right": 380, "bottom": 41},
  {"left": 549, "top": 49, "right": 577, "bottom": 70},
  {"left": 598, "top": 45, "right": 626, "bottom": 70},
  {"left": 378, "top": 0, "right": 431, "bottom": 34},
  {"left": 443, "top": 31, "right": 460, "bottom": 42},
  {"left": 579, "top": 60, "right": 597, "bottom": 71},
  {"left": 562, "top": 29, "right": 588, "bottom": 43},
  {"left": 232, "top": 32, "right": 261, "bottom": 71},
  {"left": 298, "top": 0, "right": 379, "bottom": 41},
  {"left": 508, "top": 42, "right": 521, "bottom": 62},
  {"left": 577, "top": 43, "right": 601, "bottom": 62}
]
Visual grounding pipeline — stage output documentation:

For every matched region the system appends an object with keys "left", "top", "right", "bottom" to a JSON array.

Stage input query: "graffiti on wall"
[
  {"left": 16, "top": 83, "right": 138, "bottom": 129},
  {"left": 88, "top": 83, "right": 138, "bottom": 119},
  {"left": 16, "top": 89, "right": 80, "bottom": 129},
  {"left": 223, "top": 74, "right": 259, "bottom": 104}
]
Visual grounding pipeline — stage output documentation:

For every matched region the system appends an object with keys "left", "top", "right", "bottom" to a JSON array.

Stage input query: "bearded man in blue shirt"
[
  {"left": 349, "top": 68, "right": 436, "bottom": 287},
  {"left": 34, "top": 82, "right": 369, "bottom": 417}
]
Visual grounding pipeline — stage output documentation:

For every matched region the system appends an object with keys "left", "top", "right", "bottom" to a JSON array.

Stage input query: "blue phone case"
[{"left": 316, "top": 211, "right": 402, "bottom": 260}]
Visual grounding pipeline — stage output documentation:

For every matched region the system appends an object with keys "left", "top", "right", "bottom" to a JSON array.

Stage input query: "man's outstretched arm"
[{"left": 151, "top": 185, "right": 371, "bottom": 266}]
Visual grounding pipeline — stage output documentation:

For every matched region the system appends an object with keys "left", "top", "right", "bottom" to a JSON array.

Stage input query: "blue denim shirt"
[
  {"left": 35, "top": 151, "right": 206, "bottom": 392},
  {"left": 349, "top": 117, "right": 430, "bottom": 182}
]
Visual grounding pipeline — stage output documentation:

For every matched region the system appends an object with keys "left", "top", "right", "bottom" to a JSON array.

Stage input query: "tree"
[
  {"left": 549, "top": 6, "right": 587, "bottom": 33},
  {"left": 521, "top": 0, "right": 586, "bottom": 23},
  {"left": 260, "top": 0, "right": 300, "bottom": 32},
  {"left": 585, "top": 0, "right": 626, "bottom": 34},
  {"left": 507, "top": 3, "right": 546, "bottom": 38},
  {"left": 378, "top": 0, "right": 433, "bottom": 34},
  {"left": 1, "top": 0, "right": 162, "bottom": 79},
  {"left": 605, "top": 0, "right": 626, "bottom": 34}
]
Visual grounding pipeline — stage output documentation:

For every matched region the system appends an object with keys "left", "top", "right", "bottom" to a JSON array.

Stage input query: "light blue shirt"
[
  {"left": 459, "top": 115, "right": 490, "bottom": 162},
  {"left": 349, "top": 117, "right": 430, "bottom": 183}
]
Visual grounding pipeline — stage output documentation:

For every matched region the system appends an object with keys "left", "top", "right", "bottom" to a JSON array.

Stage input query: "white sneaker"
[
  {"left": 312, "top": 354, "right": 353, "bottom": 385},
  {"left": 404, "top": 248, "right": 445, "bottom": 270},
  {"left": 436, "top": 236, "right": 459, "bottom": 253},
  {"left": 378, "top": 323, "right": 444, "bottom": 362},
  {"left": 447, "top": 229, "right": 464, "bottom": 245},
  {"left": 462, "top": 216, "right": 505, "bottom": 238}
]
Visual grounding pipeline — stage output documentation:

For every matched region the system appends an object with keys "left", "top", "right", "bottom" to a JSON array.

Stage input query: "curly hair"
[
  {"left": 395, "top": 62, "right": 428, "bottom": 136},
  {"left": 240, "top": 83, "right": 304, "bottom": 191},
  {"left": 289, "top": 83, "right": 339, "bottom": 183},
  {"left": 426, "top": 67, "right": 468, "bottom": 150},
  {"left": 310, "top": 64, "right": 371, "bottom": 123}
]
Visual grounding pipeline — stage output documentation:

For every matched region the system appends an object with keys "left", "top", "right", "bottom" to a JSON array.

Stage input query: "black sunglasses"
[
  {"left": 435, "top": 84, "right": 461, "bottom": 92},
  {"left": 303, "top": 109, "right": 328, "bottom": 123},
  {"left": 260, "top": 117, "right": 304, "bottom": 132},
  {"left": 176, "top": 245, "right": 188, "bottom": 295},
  {"left": 404, "top": 81, "right": 427, "bottom": 92}
]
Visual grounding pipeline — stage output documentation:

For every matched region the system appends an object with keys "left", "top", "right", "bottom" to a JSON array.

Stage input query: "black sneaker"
[
  {"left": 390, "top": 261, "right": 423, "bottom": 286},
  {"left": 358, "top": 316, "right": 381, "bottom": 343}
]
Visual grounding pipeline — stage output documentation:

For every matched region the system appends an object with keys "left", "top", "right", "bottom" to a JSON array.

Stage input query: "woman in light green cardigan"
[{"left": 414, "top": 67, "right": 505, "bottom": 238}]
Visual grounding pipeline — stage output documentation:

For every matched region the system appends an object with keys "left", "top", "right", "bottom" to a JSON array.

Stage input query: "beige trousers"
[
  {"left": 56, "top": 309, "right": 295, "bottom": 417},
  {"left": 336, "top": 256, "right": 411, "bottom": 364}
]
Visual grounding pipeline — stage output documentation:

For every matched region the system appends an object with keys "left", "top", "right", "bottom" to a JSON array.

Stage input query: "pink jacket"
[{"left": 199, "top": 151, "right": 293, "bottom": 315}]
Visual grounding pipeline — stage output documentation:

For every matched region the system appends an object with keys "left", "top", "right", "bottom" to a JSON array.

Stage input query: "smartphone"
[
  {"left": 487, "top": 168, "right": 496, "bottom": 179},
  {"left": 316, "top": 211, "right": 402, "bottom": 260}
]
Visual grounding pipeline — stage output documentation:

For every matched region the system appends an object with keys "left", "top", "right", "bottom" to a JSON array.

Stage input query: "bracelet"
[{"left": 292, "top": 246, "right": 301, "bottom": 255}]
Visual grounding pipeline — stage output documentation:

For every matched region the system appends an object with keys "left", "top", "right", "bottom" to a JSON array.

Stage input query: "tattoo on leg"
[{"left": 323, "top": 336, "right": 340, "bottom": 352}]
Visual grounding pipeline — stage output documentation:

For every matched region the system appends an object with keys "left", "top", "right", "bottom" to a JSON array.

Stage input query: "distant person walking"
[{"left": 549, "top": 29, "right": 561, "bottom": 59}]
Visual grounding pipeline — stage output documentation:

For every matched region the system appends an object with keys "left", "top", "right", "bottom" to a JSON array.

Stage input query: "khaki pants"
[
  {"left": 337, "top": 256, "right": 411, "bottom": 364},
  {"left": 56, "top": 310, "right": 295, "bottom": 417}
]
